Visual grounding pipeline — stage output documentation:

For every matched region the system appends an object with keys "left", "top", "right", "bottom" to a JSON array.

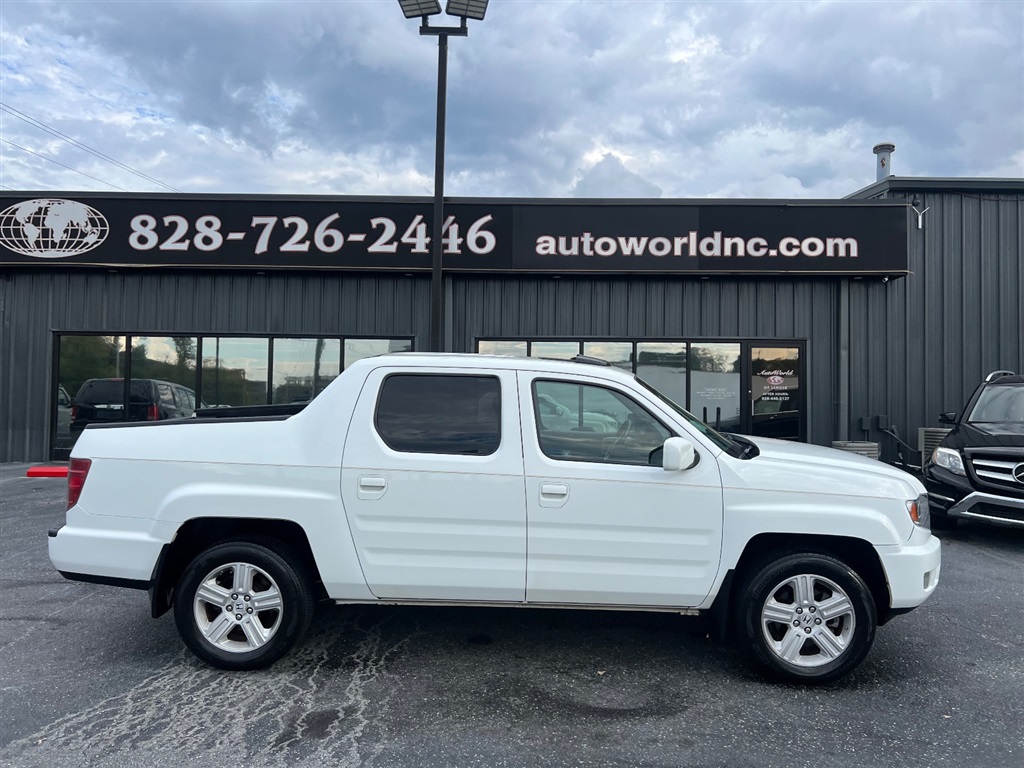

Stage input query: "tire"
[
  {"left": 173, "top": 539, "right": 314, "bottom": 671},
  {"left": 737, "top": 552, "right": 877, "bottom": 684}
]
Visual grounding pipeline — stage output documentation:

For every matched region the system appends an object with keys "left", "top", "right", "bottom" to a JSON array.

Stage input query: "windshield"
[
  {"left": 967, "top": 385, "right": 1024, "bottom": 423},
  {"left": 635, "top": 375, "right": 741, "bottom": 454}
]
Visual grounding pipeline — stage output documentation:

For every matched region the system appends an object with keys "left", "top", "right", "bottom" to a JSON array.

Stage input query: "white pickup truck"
[{"left": 49, "top": 354, "right": 941, "bottom": 683}]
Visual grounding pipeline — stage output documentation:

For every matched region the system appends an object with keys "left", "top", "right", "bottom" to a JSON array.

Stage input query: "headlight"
[
  {"left": 931, "top": 446, "right": 965, "bottom": 476},
  {"left": 906, "top": 494, "right": 931, "bottom": 528}
]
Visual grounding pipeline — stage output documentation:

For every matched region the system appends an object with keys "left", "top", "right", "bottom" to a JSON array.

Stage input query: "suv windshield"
[
  {"left": 967, "top": 385, "right": 1024, "bottom": 423},
  {"left": 635, "top": 376, "right": 744, "bottom": 455}
]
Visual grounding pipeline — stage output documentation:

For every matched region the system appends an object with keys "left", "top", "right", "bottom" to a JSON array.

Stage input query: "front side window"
[
  {"left": 533, "top": 380, "right": 671, "bottom": 466},
  {"left": 375, "top": 374, "right": 501, "bottom": 455}
]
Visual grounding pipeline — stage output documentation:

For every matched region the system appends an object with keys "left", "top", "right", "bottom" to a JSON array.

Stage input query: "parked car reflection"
[
  {"left": 72, "top": 378, "right": 201, "bottom": 433},
  {"left": 54, "top": 385, "right": 73, "bottom": 450}
]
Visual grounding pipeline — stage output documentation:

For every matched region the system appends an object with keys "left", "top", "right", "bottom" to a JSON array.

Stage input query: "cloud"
[
  {"left": 571, "top": 154, "right": 663, "bottom": 198},
  {"left": 0, "top": 1, "right": 1020, "bottom": 198}
]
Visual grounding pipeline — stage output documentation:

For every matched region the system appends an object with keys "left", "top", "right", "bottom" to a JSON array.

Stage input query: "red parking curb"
[{"left": 26, "top": 465, "right": 69, "bottom": 478}]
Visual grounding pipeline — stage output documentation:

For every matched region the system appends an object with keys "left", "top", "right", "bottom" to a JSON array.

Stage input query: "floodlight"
[
  {"left": 445, "top": 0, "right": 488, "bottom": 21},
  {"left": 398, "top": 0, "right": 442, "bottom": 19},
  {"left": 397, "top": 0, "right": 489, "bottom": 352}
]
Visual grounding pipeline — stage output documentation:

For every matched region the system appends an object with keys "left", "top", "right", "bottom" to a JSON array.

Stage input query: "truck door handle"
[
  {"left": 357, "top": 475, "right": 388, "bottom": 499},
  {"left": 540, "top": 482, "right": 569, "bottom": 498}
]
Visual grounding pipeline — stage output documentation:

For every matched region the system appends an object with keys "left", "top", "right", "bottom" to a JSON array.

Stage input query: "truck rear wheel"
[
  {"left": 173, "top": 539, "right": 314, "bottom": 670},
  {"left": 738, "top": 552, "right": 876, "bottom": 683}
]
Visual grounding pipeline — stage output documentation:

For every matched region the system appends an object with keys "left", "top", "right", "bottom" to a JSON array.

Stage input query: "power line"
[
  {"left": 0, "top": 138, "right": 130, "bottom": 192},
  {"left": 0, "top": 102, "right": 182, "bottom": 193}
]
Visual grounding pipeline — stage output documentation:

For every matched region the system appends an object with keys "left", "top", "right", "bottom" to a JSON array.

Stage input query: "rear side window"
[
  {"left": 375, "top": 374, "right": 501, "bottom": 455},
  {"left": 128, "top": 381, "right": 154, "bottom": 404},
  {"left": 156, "top": 383, "right": 176, "bottom": 407}
]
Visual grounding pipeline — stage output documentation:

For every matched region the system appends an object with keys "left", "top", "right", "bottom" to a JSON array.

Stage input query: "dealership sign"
[{"left": 0, "top": 194, "right": 909, "bottom": 276}]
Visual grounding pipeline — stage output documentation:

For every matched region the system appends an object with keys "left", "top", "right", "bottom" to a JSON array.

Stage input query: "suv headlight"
[
  {"left": 931, "top": 446, "right": 966, "bottom": 476},
  {"left": 906, "top": 494, "right": 931, "bottom": 528}
]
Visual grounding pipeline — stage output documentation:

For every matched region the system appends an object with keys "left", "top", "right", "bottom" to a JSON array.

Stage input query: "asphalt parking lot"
[{"left": 1, "top": 463, "right": 1022, "bottom": 768}]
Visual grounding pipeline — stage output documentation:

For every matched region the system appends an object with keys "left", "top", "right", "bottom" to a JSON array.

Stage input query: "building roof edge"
[{"left": 845, "top": 177, "right": 1024, "bottom": 199}]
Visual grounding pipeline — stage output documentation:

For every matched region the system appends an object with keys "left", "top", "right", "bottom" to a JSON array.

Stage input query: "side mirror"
[
  {"left": 938, "top": 412, "right": 957, "bottom": 425},
  {"left": 662, "top": 437, "right": 696, "bottom": 471}
]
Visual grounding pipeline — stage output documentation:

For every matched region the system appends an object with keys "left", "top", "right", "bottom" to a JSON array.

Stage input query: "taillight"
[
  {"left": 67, "top": 458, "right": 92, "bottom": 510},
  {"left": 147, "top": 404, "right": 160, "bottom": 421},
  {"left": 71, "top": 405, "right": 78, "bottom": 421}
]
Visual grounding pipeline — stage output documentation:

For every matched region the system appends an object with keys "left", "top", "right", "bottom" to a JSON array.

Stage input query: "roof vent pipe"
[{"left": 873, "top": 143, "right": 895, "bottom": 182}]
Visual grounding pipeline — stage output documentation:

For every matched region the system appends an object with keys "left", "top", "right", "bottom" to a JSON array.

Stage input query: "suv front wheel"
[{"left": 738, "top": 552, "right": 877, "bottom": 683}]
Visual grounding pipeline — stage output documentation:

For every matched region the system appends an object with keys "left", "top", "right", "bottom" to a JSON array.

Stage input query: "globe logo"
[{"left": 0, "top": 199, "right": 109, "bottom": 259}]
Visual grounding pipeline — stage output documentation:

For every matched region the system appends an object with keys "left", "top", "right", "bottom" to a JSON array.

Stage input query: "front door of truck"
[
  {"left": 341, "top": 367, "right": 527, "bottom": 601},
  {"left": 519, "top": 372, "right": 724, "bottom": 607}
]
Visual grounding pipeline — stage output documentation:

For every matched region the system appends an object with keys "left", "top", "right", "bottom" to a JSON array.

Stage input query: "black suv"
[
  {"left": 72, "top": 378, "right": 200, "bottom": 431},
  {"left": 924, "top": 370, "right": 1024, "bottom": 528}
]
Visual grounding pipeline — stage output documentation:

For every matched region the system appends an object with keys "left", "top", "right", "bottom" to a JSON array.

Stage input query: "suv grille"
[{"left": 965, "top": 447, "right": 1024, "bottom": 497}]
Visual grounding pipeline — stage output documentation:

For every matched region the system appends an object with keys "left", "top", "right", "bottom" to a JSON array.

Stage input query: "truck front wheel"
[
  {"left": 173, "top": 540, "right": 314, "bottom": 670},
  {"left": 738, "top": 552, "right": 876, "bottom": 683}
]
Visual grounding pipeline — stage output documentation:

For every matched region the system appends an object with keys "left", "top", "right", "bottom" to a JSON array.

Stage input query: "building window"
[
  {"left": 530, "top": 341, "right": 581, "bottom": 360},
  {"left": 475, "top": 337, "right": 805, "bottom": 442},
  {"left": 478, "top": 340, "right": 527, "bottom": 357},
  {"left": 271, "top": 338, "right": 341, "bottom": 404},
  {"left": 345, "top": 338, "right": 412, "bottom": 368},
  {"left": 200, "top": 337, "right": 269, "bottom": 407},
  {"left": 636, "top": 342, "right": 687, "bottom": 410},
  {"left": 53, "top": 333, "right": 412, "bottom": 457},
  {"left": 583, "top": 341, "right": 633, "bottom": 371},
  {"left": 689, "top": 343, "right": 741, "bottom": 432}
]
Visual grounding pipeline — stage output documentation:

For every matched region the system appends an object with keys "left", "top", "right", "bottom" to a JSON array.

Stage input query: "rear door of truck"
[{"left": 341, "top": 365, "right": 527, "bottom": 601}]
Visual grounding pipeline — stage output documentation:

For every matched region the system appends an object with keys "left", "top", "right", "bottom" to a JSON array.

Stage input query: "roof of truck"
[{"left": 353, "top": 352, "right": 638, "bottom": 382}]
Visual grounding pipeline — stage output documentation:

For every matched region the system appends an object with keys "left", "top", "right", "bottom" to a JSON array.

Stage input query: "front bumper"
[
  {"left": 875, "top": 527, "right": 941, "bottom": 610},
  {"left": 925, "top": 466, "right": 1024, "bottom": 527}
]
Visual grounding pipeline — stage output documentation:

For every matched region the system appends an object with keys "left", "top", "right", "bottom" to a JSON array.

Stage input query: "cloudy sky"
[{"left": 1, "top": 0, "right": 1021, "bottom": 200}]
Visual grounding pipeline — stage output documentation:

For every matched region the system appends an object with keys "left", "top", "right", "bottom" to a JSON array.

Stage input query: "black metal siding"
[{"left": 847, "top": 189, "right": 1023, "bottom": 460}]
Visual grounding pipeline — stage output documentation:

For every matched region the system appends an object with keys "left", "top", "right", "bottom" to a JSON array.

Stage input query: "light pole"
[{"left": 397, "top": 0, "right": 489, "bottom": 353}]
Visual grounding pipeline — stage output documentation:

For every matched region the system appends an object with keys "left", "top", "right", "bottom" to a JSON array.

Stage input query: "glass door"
[{"left": 749, "top": 346, "right": 803, "bottom": 441}]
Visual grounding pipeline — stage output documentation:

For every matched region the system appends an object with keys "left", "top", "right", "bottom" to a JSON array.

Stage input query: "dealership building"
[{"left": 1, "top": 166, "right": 1021, "bottom": 464}]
